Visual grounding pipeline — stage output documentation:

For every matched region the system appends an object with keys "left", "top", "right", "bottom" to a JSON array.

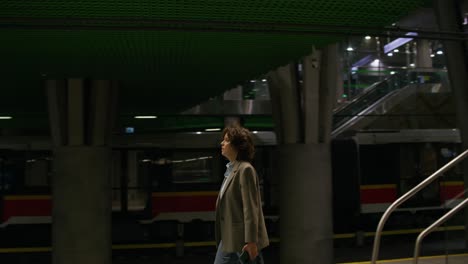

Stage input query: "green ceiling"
[{"left": 0, "top": 0, "right": 432, "bottom": 132}]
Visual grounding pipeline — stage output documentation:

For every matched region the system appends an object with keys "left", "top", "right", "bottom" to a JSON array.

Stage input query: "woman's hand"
[{"left": 242, "top": 242, "right": 258, "bottom": 261}]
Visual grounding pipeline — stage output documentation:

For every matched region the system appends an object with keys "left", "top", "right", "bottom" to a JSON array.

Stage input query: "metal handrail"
[
  {"left": 413, "top": 195, "right": 468, "bottom": 264},
  {"left": 371, "top": 148, "right": 468, "bottom": 264}
]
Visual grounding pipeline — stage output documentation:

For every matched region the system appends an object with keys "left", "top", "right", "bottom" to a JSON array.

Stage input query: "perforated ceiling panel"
[
  {"left": 0, "top": 0, "right": 431, "bottom": 129},
  {"left": 0, "top": 0, "right": 430, "bottom": 27}
]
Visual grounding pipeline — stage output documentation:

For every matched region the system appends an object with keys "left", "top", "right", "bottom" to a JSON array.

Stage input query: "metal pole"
[
  {"left": 413, "top": 198, "right": 468, "bottom": 264},
  {"left": 371, "top": 149, "right": 468, "bottom": 264}
]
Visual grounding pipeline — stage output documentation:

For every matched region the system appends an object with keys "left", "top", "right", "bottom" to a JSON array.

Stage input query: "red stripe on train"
[
  {"left": 440, "top": 184, "right": 465, "bottom": 200},
  {"left": 360, "top": 188, "right": 397, "bottom": 204},
  {"left": 152, "top": 196, "right": 217, "bottom": 217},
  {"left": 3, "top": 199, "right": 51, "bottom": 222}
]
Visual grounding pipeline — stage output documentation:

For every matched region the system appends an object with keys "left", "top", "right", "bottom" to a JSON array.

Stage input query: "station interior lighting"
[
  {"left": 410, "top": 63, "right": 415, "bottom": 67},
  {"left": 436, "top": 50, "right": 444, "bottom": 55},
  {"left": 390, "top": 71, "right": 396, "bottom": 75},
  {"left": 387, "top": 53, "right": 393, "bottom": 56},
  {"left": 431, "top": 54, "right": 435, "bottom": 57},
  {"left": 365, "top": 36, "right": 372, "bottom": 40},
  {"left": 346, "top": 47, "right": 354, "bottom": 51},
  {"left": 393, "top": 49, "right": 399, "bottom": 53},
  {"left": 196, "top": 131, "right": 202, "bottom": 134},
  {"left": 205, "top": 128, "right": 221, "bottom": 132},
  {"left": 370, "top": 59, "right": 380, "bottom": 67},
  {"left": 134, "top": 116, "right": 157, "bottom": 119},
  {"left": 0, "top": 116, "right": 12, "bottom": 119}
]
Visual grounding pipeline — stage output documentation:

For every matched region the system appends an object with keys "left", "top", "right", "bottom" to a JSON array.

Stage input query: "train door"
[
  {"left": 111, "top": 149, "right": 150, "bottom": 215},
  {"left": 0, "top": 155, "right": 4, "bottom": 221}
]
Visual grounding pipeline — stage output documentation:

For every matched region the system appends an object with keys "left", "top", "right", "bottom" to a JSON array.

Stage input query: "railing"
[
  {"left": 370, "top": 148, "right": 468, "bottom": 264},
  {"left": 413, "top": 194, "right": 468, "bottom": 264}
]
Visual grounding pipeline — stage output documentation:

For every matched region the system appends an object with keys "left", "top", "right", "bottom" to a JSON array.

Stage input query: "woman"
[{"left": 214, "top": 126, "right": 269, "bottom": 264}]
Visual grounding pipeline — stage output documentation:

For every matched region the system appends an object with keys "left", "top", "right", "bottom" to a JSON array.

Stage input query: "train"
[{"left": 0, "top": 129, "right": 465, "bottom": 249}]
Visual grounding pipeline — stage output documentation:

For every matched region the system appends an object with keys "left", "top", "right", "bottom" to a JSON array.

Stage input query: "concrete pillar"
[
  {"left": 278, "top": 144, "right": 333, "bottom": 264},
  {"left": 416, "top": 40, "right": 433, "bottom": 69},
  {"left": 53, "top": 147, "right": 111, "bottom": 264},
  {"left": 46, "top": 79, "right": 117, "bottom": 264},
  {"left": 434, "top": 0, "right": 468, "bottom": 246},
  {"left": 267, "top": 44, "right": 336, "bottom": 264}
]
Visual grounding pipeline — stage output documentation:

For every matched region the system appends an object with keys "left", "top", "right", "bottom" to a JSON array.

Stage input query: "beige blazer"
[{"left": 215, "top": 161, "right": 269, "bottom": 252}]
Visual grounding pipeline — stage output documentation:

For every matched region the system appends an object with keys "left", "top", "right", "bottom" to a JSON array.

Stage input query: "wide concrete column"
[
  {"left": 267, "top": 44, "right": 337, "bottom": 264},
  {"left": 277, "top": 144, "right": 333, "bottom": 263},
  {"left": 46, "top": 79, "right": 118, "bottom": 264}
]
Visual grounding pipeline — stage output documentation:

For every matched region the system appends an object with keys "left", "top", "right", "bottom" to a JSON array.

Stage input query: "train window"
[
  {"left": 171, "top": 151, "right": 216, "bottom": 184},
  {"left": 128, "top": 151, "right": 148, "bottom": 211},
  {"left": 399, "top": 143, "right": 440, "bottom": 207},
  {"left": 111, "top": 151, "right": 122, "bottom": 211},
  {"left": 24, "top": 158, "right": 50, "bottom": 187},
  {"left": 0, "top": 151, "right": 26, "bottom": 193},
  {"left": 138, "top": 149, "right": 221, "bottom": 190},
  {"left": 438, "top": 144, "right": 463, "bottom": 181}
]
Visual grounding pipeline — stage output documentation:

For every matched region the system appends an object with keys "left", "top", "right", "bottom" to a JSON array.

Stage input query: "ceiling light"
[
  {"left": 436, "top": 50, "right": 444, "bottom": 55},
  {"left": 390, "top": 71, "right": 396, "bottom": 75},
  {"left": 393, "top": 49, "right": 399, "bottom": 53},
  {"left": 253, "top": 131, "right": 258, "bottom": 134},
  {"left": 205, "top": 128, "right": 221, "bottom": 132},
  {"left": 250, "top": 80, "right": 256, "bottom": 83},
  {"left": 196, "top": 131, "right": 202, "bottom": 134},
  {"left": 370, "top": 59, "right": 380, "bottom": 67},
  {"left": 134, "top": 115, "right": 157, "bottom": 119},
  {"left": 261, "top": 79, "right": 267, "bottom": 82},
  {"left": 387, "top": 53, "right": 393, "bottom": 57},
  {"left": 410, "top": 63, "right": 415, "bottom": 67},
  {"left": 346, "top": 47, "right": 354, "bottom": 51},
  {"left": 430, "top": 54, "right": 435, "bottom": 57},
  {"left": 365, "top": 36, "right": 372, "bottom": 40},
  {"left": 0, "top": 116, "right": 12, "bottom": 120}
]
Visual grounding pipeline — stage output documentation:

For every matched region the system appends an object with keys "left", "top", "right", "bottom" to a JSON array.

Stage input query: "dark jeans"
[{"left": 214, "top": 241, "right": 264, "bottom": 264}]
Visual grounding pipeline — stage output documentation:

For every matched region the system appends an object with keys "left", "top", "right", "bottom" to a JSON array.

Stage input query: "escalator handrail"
[
  {"left": 333, "top": 75, "right": 404, "bottom": 129},
  {"left": 333, "top": 74, "right": 402, "bottom": 115}
]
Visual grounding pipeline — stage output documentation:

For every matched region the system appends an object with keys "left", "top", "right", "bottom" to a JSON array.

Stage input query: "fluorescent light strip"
[
  {"left": 134, "top": 116, "right": 157, "bottom": 119},
  {"left": 0, "top": 116, "right": 12, "bottom": 120},
  {"left": 205, "top": 128, "right": 221, "bottom": 132}
]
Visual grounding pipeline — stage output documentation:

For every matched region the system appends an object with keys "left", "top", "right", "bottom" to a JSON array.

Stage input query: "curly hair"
[{"left": 222, "top": 126, "right": 255, "bottom": 162}]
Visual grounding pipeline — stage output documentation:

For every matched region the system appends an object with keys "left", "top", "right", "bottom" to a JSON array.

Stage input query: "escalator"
[{"left": 332, "top": 71, "right": 447, "bottom": 138}]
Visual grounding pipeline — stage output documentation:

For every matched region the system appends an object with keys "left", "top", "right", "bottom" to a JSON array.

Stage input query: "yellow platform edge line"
[
  {"left": 337, "top": 252, "right": 468, "bottom": 264},
  {"left": 0, "top": 247, "right": 51, "bottom": 253},
  {"left": 4, "top": 195, "right": 51, "bottom": 200},
  {"left": 360, "top": 185, "right": 396, "bottom": 190},
  {"left": 152, "top": 191, "right": 219, "bottom": 197},
  {"left": 440, "top": 181, "right": 464, "bottom": 186},
  {"left": 0, "top": 226, "right": 465, "bottom": 253}
]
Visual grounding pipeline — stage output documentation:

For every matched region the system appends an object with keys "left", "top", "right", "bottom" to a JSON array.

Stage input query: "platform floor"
[{"left": 339, "top": 254, "right": 468, "bottom": 264}]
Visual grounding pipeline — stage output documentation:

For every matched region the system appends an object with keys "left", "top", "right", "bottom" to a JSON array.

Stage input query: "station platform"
[{"left": 339, "top": 253, "right": 468, "bottom": 264}]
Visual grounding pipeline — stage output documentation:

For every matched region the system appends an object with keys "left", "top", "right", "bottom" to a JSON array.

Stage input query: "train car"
[{"left": 0, "top": 130, "right": 465, "bottom": 249}]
